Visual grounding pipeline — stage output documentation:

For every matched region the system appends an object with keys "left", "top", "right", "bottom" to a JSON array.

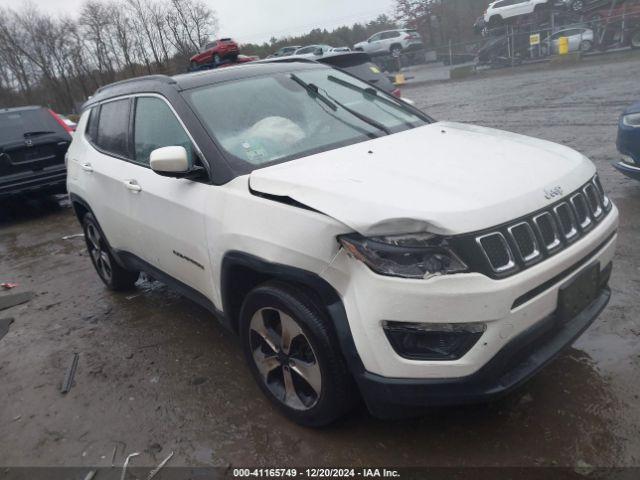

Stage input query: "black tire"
[
  {"left": 390, "top": 45, "right": 402, "bottom": 58},
  {"left": 239, "top": 281, "right": 357, "bottom": 427},
  {"left": 569, "top": 0, "right": 584, "bottom": 12},
  {"left": 488, "top": 15, "right": 503, "bottom": 28},
  {"left": 213, "top": 53, "right": 221, "bottom": 64},
  {"left": 580, "top": 40, "right": 593, "bottom": 52},
  {"left": 82, "top": 213, "right": 139, "bottom": 291}
]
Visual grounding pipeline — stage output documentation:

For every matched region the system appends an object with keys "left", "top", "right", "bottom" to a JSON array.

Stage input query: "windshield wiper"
[
  {"left": 23, "top": 130, "right": 55, "bottom": 138},
  {"left": 327, "top": 75, "right": 430, "bottom": 121},
  {"left": 291, "top": 74, "right": 390, "bottom": 136},
  {"left": 290, "top": 74, "right": 337, "bottom": 111}
]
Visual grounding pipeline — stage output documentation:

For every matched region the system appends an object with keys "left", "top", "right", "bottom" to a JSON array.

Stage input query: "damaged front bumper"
[{"left": 357, "top": 286, "right": 610, "bottom": 419}]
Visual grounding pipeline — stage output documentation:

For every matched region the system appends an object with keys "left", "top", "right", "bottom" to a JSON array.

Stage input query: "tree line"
[
  {"left": 0, "top": 0, "right": 217, "bottom": 113},
  {"left": 0, "top": 0, "right": 490, "bottom": 114}
]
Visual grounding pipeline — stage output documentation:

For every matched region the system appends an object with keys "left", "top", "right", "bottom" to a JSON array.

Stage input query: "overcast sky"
[{"left": 0, "top": 0, "right": 396, "bottom": 44}]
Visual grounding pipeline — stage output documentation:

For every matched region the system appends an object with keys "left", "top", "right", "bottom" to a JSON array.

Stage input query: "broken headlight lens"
[
  {"left": 622, "top": 113, "right": 640, "bottom": 128},
  {"left": 338, "top": 232, "right": 468, "bottom": 279}
]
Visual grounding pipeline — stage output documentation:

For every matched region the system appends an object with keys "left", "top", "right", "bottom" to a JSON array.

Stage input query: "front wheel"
[
  {"left": 240, "top": 282, "right": 357, "bottom": 427},
  {"left": 82, "top": 213, "right": 139, "bottom": 291}
]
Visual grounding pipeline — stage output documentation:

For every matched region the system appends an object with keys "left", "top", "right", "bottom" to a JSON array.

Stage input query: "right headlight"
[
  {"left": 622, "top": 112, "right": 640, "bottom": 128},
  {"left": 338, "top": 232, "right": 468, "bottom": 279}
]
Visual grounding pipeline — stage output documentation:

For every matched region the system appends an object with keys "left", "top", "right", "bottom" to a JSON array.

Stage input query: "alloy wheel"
[
  {"left": 86, "top": 223, "right": 112, "bottom": 284},
  {"left": 249, "top": 307, "right": 322, "bottom": 410}
]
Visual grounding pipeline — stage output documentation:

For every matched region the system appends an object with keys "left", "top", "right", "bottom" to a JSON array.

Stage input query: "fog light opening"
[{"left": 383, "top": 321, "right": 486, "bottom": 361}]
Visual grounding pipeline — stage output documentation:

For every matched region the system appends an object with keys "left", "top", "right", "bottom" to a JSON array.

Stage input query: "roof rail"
[{"left": 95, "top": 74, "right": 176, "bottom": 94}]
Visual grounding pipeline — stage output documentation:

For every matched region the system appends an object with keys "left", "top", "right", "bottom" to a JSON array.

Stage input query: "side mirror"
[{"left": 150, "top": 146, "right": 189, "bottom": 175}]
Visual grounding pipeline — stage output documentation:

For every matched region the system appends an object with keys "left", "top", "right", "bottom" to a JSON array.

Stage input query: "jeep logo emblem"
[{"left": 544, "top": 186, "right": 563, "bottom": 200}]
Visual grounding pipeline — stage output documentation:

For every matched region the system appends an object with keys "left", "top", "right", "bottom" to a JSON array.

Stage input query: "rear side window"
[
  {"left": 95, "top": 99, "right": 131, "bottom": 158},
  {"left": 0, "top": 108, "right": 66, "bottom": 144},
  {"left": 133, "top": 97, "right": 193, "bottom": 167},
  {"left": 85, "top": 107, "right": 99, "bottom": 143}
]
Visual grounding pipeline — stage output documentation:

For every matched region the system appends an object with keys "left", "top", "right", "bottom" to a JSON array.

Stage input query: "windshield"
[{"left": 186, "top": 67, "right": 428, "bottom": 171}]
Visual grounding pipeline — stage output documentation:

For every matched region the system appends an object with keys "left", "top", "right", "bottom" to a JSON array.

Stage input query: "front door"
[{"left": 125, "top": 95, "right": 213, "bottom": 298}]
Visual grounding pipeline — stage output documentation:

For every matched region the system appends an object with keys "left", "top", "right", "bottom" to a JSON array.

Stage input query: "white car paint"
[
  {"left": 67, "top": 89, "right": 618, "bottom": 382},
  {"left": 250, "top": 121, "right": 595, "bottom": 236},
  {"left": 353, "top": 29, "right": 423, "bottom": 56},
  {"left": 484, "top": 0, "right": 550, "bottom": 23}
]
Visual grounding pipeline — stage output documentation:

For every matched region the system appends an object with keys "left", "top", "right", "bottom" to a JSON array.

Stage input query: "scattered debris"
[
  {"left": 146, "top": 451, "right": 174, "bottom": 480},
  {"left": 519, "top": 393, "right": 534, "bottom": 405},
  {"left": 61, "top": 353, "right": 79, "bottom": 394},
  {"left": 0, "top": 318, "right": 14, "bottom": 341},
  {"left": 83, "top": 471, "right": 96, "bottom": 480},
  {"left": 111, "top": 445, "right": 118, "bottom": 467},
  {"left": 191, "top": 376, "right": 207, "bottom": 386},
  {"left": 0, "top": 291, "right": 34, "bottom": 311},
  {"left": 121, "top": 452, "right": 140, "bottom": 480},
  {"left": 62, "top": 233, "right": 85, "bottom": 240},
  {"left": 12, "top": 415, "right": 21, "bottom": 422},
  {"left": 1, "top": 282, "right": 17, "bottom": 290}
]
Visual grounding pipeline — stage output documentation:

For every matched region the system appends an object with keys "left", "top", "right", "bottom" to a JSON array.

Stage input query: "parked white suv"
[
  {"left": 485, "top": 0, "right": 552, "bottom": 26},
  {"left": 354, "top": 29, "right": 423, "bottom": 56},
  {"left": 67, "top": 62, "right": 618, "bottom": 426}
]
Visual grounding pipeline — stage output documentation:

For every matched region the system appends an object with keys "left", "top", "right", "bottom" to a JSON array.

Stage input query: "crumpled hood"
[{"left": 249, "top": 121, "right": 595, "bottom": 236}]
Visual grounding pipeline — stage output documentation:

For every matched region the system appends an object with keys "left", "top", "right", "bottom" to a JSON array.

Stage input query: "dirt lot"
[{"left": 1, "top": 56, "right": 640, "bottom": 470}]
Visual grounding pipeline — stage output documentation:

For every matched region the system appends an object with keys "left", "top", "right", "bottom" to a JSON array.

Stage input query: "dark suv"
[{"left": 0, "top": 106, "right": 73, "bottom": 198}]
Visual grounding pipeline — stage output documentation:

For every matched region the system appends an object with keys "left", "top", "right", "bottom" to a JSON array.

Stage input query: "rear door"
[
  {"left": 75, "top": 98, "right": 140, "bottom": 254},
  {"left": 126, "top": 95, "right": 212, "bottom": 297}
]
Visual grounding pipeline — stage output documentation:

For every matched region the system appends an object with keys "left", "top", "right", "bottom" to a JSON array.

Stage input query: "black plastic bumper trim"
[{"left": 357, "top": 286, "right": 610, "bottom": 419}]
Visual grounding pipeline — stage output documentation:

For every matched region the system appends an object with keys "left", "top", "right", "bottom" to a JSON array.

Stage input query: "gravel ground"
[{"left": 1, "top": 55, "right": 639, "bottom": 470}]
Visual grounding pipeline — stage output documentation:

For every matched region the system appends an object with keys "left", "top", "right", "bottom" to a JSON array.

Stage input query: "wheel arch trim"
[{"left": 220, "top": 251, "right": 366, "bottom": 376}]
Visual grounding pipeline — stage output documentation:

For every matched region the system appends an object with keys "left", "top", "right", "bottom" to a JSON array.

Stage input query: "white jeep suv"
[
  {"left": 485, "top": 0, "right": 552, "bottom": 26},
  {"left": 66, "top": 62, "right": 618, "bottom": 426},
  {"left": 353, "top": 29, "right": 424, "bottom": 57}
]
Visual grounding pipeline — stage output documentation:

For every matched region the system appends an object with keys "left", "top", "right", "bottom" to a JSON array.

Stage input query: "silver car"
[{"left": 543, "top": 26, "right": 594, "bottom": 54}]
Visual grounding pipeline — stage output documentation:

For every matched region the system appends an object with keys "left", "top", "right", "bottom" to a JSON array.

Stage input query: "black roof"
[{"left": 83, "top": 61, "right": 327, "bottom": 109}]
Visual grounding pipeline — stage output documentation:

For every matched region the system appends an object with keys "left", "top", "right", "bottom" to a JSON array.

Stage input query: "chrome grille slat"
[{"left": 473, "top": 175, "right": 611, "bottom": 276}]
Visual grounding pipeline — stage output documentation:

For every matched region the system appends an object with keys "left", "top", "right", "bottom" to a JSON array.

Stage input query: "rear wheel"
[
  {"left": 569, "top": 0, "right": 585, "bottom": 12},
  {"left": 213, "top": 53, "right": 221, "bottom": 64},
  {"left": 488, "top": 15, "right": 503, "bottom": 28},
  {"left": 580, "top": 40, "right": 593, "bottom": 52},
  {"left": 82, "top": 213, "right": 139, "bottom": 291},
  {"left": 240, "top": 282, "right": 357, "bottom": 427}
]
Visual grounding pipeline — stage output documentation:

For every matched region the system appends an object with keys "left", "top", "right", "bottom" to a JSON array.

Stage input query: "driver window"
[{"left": 133, "top": 97, "right": 194, "bottom": 167}]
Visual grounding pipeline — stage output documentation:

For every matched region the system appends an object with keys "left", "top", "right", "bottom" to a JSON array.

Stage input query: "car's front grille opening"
[
  {"left": 554, "top": 202, "right": 578, "bottom": 241},
  {"left": 477, "top": 233, "right": 514, "bottom": 273},
  {"left": 508, "top": 222, "right": 539, "bottom": 263},
  {"left": 533, "top": 212, "right": 560, "bottom": 252},
  {"left": 571, "top": 193, "right": 592, "bottom": 230},
  {"left": 584, "top": 183, "right": 603, "bottom": 219}
]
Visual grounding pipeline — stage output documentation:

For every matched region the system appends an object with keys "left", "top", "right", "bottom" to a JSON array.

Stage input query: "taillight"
[
  {"left": 392, "top": 88, "right": 402, "bottom": 98},
  {"left": 48, "top": 109, "right": 73, "bottom": 134}
]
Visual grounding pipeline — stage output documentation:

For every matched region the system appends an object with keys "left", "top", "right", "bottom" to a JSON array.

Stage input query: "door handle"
[
  {"left": 81, "top": 162, "right": 93, "bottom": 173},
  {"left": 124, "top": 179, "right": 142, "bottom": 193}
]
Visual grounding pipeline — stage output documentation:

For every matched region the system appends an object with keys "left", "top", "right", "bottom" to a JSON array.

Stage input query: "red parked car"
[{"left": 189, "top": 38, "right": 239, "bottom": 68}]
